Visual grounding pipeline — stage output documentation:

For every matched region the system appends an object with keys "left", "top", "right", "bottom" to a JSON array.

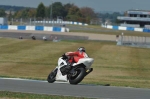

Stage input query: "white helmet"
[{"left": 78, "top": 47, "right": 85, "bottom": 52}]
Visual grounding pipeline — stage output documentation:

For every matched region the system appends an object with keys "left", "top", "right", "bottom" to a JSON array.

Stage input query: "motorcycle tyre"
[
  {"left": 47, "top": 68, "right": 58, "bottom": 83},
  {"left": 69, "top": 67, "right": 86, "bottom": 85}
]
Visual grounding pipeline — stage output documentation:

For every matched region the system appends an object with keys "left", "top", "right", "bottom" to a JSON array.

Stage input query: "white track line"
[{"left": 0, "top": 77, "right": 69, "bottom": 84}]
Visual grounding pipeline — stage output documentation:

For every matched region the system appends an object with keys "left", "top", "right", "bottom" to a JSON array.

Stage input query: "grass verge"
[
  {"left": 69, "top": 25, "right": 150, "bottom": 37},
  {"left": 0, "top": 91, "right": 90, "bottom": 99}
]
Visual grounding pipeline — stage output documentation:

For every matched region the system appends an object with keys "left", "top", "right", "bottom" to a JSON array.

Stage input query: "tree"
[
  {"left": 36, "top": 2, "right": 46, "bottom": 18},
  {"left": 14, "top": 8, "right": 36, "bottom": 19},
  {"left": 67, "top": 5, "right": 82, "bottom": 21},
  {"left": 50, "top": 2, "right": 65, "bottom": 19},
  {"left": 8, "top": 10, "right": 12, "bottom": 21},
  {"left": 97, "top": 12, "right": 123, "bottom": 24},
  {"left": 11, "top": 2, "right": 100, "bottom": 23},
  {"left": 14, "top": 11, "right": 22, "bottom": 18},
  {"left": 63, "top": 3, "right": 74, "bottom": 20},
  {"left": 0, "top": 9, "right": 6, "bottom": 17},
  {"left": 21, "top": 9, "right": 29, "bottom": 18},
  {"left": 28, "top": 9, "right": 36, "bottom": 18},
  {"left": 45, "top": 6, "right": 50, "bottom": 18},
  {"left": 80, "top": 7, "right": 95, "bottom": 18},
  {"left": 80, "top": 7, "right": 96, "bottom": 23}
]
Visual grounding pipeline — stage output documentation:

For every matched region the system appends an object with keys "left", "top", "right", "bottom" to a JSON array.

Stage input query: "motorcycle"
[{"left": 47, "top": 54, "right": 94, "bottom": 85}]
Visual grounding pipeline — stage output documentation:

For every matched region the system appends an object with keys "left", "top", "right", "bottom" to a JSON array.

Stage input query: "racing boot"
[
  {"left": 65, "top": 64, "right": 72, "bottom": 73},
  {"left": 60, "top": 64, "right": 72, "bottom": 75}
]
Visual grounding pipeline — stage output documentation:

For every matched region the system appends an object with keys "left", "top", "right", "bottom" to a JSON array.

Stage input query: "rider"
[{"left": 64, "top": 47, "right": 89, "bottom": 71}]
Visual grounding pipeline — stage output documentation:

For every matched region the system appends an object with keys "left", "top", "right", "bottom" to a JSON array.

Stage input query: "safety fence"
[
  {"left": 116, "top": 35, "right": 150, "bottom": 48},
  {"left": 0, "top": 25, "right": 69, "bottom": 32},
  {"left": 102, "top": 25, "right": 150, "bottom": 33},
  {"left": 10, "top": 18, "right": 88, "bottom": 26},
  {"left": 34, "top": 21, "right": 88, "bottom": 26}
]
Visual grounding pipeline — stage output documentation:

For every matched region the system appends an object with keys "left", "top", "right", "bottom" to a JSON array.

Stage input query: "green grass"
[
  {"left": 69, "top": 25, "right": 150, "bottom": 37},
  {"left": 0, "top": 91, "right": 89, "bottom": 99},
  {"left": 0, "top": 38, "right": 150, "bottom": 89}
]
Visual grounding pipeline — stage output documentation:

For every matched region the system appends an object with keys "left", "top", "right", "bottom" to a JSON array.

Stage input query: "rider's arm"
[{"left": 65, "top": 51, "right": 78, "bottom": 56}]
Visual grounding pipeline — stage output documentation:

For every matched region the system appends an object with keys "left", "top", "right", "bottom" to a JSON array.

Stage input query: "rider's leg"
[{"left": 65, "top": 61, "right": 72, "bottom": 71}]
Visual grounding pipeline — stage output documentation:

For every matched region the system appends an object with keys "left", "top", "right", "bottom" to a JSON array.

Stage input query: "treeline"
[
  {"left": 0, "top": 2, "right": 97, "bottom": 24},
  {"left": 98, "top": 12, "right": 123, "bottom": 23},
  {"left": 0, "top": 5, "right": 27, "bottom": 11},
  {"left": 0, "top": 3, "right": 123, "bottom": 24}
]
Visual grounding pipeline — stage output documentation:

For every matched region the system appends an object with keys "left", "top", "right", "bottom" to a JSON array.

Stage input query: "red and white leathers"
[{"left": 65, "top": 51, "right": 88, "bottom": 64}]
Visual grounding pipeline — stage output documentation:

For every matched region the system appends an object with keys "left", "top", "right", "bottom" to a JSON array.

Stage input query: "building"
[
  {"left": 117, "top": 10, "right": 150, "bottom": 28},
  {"left": 0, "top": 17, "right": 8, "bottom": 25}
]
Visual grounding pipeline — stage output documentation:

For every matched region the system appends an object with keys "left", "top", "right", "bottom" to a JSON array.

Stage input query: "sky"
[{"left": 1, "top": 0, "right": 150, "bottom": 12}]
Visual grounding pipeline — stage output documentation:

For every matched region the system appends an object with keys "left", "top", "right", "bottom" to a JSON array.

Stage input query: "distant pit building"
[{"left": 117, "top": 10, "right": 150, "bottom": 28}]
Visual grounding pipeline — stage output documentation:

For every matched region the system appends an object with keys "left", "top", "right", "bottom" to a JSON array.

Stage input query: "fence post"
[
  {"left": 11, "top": 18, "right": 13, "bottom": 25},
  {"left": 20, "top": 18, "right": 22, "bottom": 25},
  {"left": 121, "top": 32, "right": 124, "bottom": 45},
  {"left": 43, "top": 19, "right": 45, "bottom": 26},
  {"left": 145, "top": 36, "right": 146, "bottom": 44},
  {"left": 30, "top": 18, "right": 31, "bottom": 25},
  {"left": 34, "top": 18, "right": 36, "bottom": 26}
]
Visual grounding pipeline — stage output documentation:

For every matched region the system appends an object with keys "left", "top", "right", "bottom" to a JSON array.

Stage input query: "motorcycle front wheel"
[
  {"left": 68, "top": 67, "right": 86, "bottom": 85},
  {"left": 47, "top": 68, "right": 58, "bottom": 83}
]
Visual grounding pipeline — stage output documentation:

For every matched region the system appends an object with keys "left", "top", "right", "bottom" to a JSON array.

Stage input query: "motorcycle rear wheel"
[
  {"left": 47, "top": 68, "right": 58, "bottom": 83},
  {"left": 69, "top": 67, "right": 86, "bottom": 85}
]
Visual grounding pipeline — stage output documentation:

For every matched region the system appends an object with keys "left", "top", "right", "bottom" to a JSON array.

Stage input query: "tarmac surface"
[
  {"left": 0, "top": 78, "right": 150, "bottom": 99},
  {"left": 0, "top": 30, "right": 116, "bottom": 41}
]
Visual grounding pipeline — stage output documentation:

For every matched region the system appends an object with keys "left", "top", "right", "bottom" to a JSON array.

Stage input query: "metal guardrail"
[
  {"left": 9, "top": 18, "right": 88, "bottom": 26},
  {"left": 116, "top": 35, "right": 150, "bottom": 48},
  {"left": 0, "top": 25, "right": 69, "bottom": 32}
]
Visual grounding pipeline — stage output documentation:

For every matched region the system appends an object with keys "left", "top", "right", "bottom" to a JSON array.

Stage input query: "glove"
[{"left": 62, "top": 53, "right": 68, "bottom": 59}]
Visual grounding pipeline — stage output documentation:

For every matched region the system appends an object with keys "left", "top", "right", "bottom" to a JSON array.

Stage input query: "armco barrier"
[
  {"left": 106, "top": 25, "right": 113, "bottom": 29},
  {"left": 8, "top": 25, "right": 17, "bottom": 30},
  {"left": 134, "top": 28, "right": 143, "bottom": 32},
  {"left": 113, "top": 26, "right": 119, "bottom": 30},
  {"left": 143, "top": 29, "right": 150, "bottom": 33},
  {"left": 0, "top": 25, "right": 8, "bottom": 29},
  {"left": 118, "top": 26, "right": 127, "bottom": 30},
  {"left": 44, "top": 26, "right": 53, "bottom": 31},
  {"left": 127, "top": 27, "right": 134, "bottom": 31},
  {"left": 35, "top": 26, "right": 44, "bottom": 31},
  {"left": 26, "top": 26, "right": 35, "bottom": 31},
  {"left": 0, "top": 25, "right": 69, "bottom": 32},
  {"left": 53, "top": 27, "right": 61, "bottom": 32},
  {"left": 18, "top": 26, "right": 26, "bottom": 30},
  {"left": 105, "top": 25, "right": 150, "bottom": 33}
]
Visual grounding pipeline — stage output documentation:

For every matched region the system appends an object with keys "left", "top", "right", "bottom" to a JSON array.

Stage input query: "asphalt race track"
[
  {"left": 0, "top": 30, "right": 116, "bottom": 41},
  {"left": 0, "top": 78, "right": 150, "bottom": 99}
]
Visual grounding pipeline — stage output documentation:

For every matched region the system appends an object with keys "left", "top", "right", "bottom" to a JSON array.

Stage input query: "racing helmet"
[{"left": 78, "top": 47, "right": 85, "bottom": 52}]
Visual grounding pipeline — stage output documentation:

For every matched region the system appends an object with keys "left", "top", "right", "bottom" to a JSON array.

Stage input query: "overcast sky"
[{"left": 1, "top": 0, "right": 150, "bottom": 12}]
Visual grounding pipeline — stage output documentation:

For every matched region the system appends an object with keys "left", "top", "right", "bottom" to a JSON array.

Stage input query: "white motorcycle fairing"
[
  {"left": 55, "top": 57, "right": 94, "bottom": 82},
  {"left": 55, "top": 57, "right": 68, "bottom": 82}
]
